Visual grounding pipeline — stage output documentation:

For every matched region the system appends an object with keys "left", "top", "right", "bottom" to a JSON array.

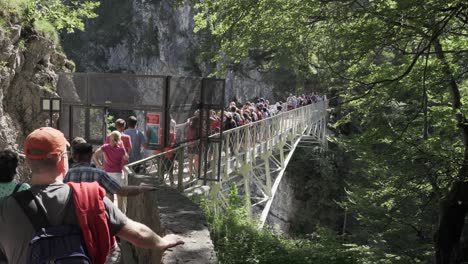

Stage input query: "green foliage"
[
  {"left": 200, "top": 185, "right": 357, "bottom": 264},
  {"left": 34, "top": 0, "right": 99, "bottom": 33},
  {"left": 0, "top": 16, "right": 7, "bottom": 32},
  {"left": 195, "top": 0, "right": 467, "bottom": 261},
  {"left": 33, "top": 19, "right": 59, "bottom": 44},
  {"left": 18, "top": 39, "right": 26, "bottom": 51},
  {"left": 106, "top": 114, "right": 115, "bottom": 135},
  {"left": 0, "top": 0, "right": 99, "bottom": 33},
  {"left": 0, "top": 0, "right": 31, "bottom": 18}
]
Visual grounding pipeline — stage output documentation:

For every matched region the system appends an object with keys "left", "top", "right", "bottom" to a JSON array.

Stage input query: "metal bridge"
[{"left": 124, "top": 100, "right": 328, "bottom": 227}]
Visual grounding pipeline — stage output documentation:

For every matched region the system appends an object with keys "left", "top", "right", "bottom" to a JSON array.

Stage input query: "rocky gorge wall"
[
  {"left": 0, "top": 10, "right": 73, "bottom": 157},
  {"left": 266, "top": 143, "right": 351, "bottom": 236},
  {"left": 60, "top": 0, "right": 289, "bottom": 103}
]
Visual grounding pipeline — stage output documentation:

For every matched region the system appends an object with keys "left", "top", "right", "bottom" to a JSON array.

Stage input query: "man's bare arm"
[{"left": 117, "top": 219, "right": 184, "bottom": 251}]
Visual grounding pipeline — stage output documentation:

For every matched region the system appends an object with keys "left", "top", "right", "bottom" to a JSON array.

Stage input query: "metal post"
[
  {"left": 263, "top": 151, "right": 272, "bottom": 196},
  {"left": 49, "top": 100, "right": 53, "bottom": 127},
  {"left": 85, "top": 107, "right": 91, "bottom": 141},
  {"left": 234, "top": 129, "right": 240, "bottom": 169},
  {"left": 240, "top": 164, "right": 252, "bottom": 218},
  {"left": 68, "top": 105, "right": 73, "bottom": 140},
  {"left": 177, "top": 147, "right": 185, "bottom": 192},
  {"left": 211, "top": 143, "right": 218, "bottom": 181},
  {"left": 163, "top": 76, "right": 171, "bottom": 149},
  {"left": 224, "top": 133, "right": 230, "bottom": 181}
]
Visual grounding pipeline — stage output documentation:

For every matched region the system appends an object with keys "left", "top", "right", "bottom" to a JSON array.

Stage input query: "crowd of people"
[
  {"left": 0, "top": 92, "right": 324, "bottom": 263},
  {"left": 203, "top": 92, "right": 326, "bottom": 134}
]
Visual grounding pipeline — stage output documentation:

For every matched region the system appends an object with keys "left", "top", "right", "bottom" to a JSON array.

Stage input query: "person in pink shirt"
[
  {"left": 93, "top": 131, "right": 128, "bottom": 208},
  {"left": 106, "top": 119, "right": 132, "bottom": 154}
]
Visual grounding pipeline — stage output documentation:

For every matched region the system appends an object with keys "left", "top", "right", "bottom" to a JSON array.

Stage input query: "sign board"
[{"left": 146, "top": 112, "right": 161, "bottom": 146}]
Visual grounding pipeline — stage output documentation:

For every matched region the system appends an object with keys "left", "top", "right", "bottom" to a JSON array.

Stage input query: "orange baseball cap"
[{"left": 24, "top": 127, "right": 70, "bottom": 160}]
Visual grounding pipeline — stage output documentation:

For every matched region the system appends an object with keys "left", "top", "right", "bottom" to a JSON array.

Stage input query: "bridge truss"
[{"left": 125, "top": 101, "right": 328, "bottom": 227}]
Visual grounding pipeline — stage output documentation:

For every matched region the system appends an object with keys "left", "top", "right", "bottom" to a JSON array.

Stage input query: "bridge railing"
[{"left": 124, "top": 100, "right": 328, "bottom": 192}]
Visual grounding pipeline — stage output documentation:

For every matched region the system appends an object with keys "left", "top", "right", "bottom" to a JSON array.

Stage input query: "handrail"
[{"left": 124, "top": 100, "right": 328, "bottom": 192}]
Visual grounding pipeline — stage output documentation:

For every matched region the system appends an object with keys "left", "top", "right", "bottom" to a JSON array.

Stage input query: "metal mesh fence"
[
  {"left": 57, "top": 73, "right": 225, "bottom": 182},
  {"left": 57, "top": 73, "right": 88, "bottom": 104},
  {"left": 168, "top": 76, "right": 202, "bottom": 145},
  {"left": 58, "top": 73, "right": 166, "bottom": 107}
]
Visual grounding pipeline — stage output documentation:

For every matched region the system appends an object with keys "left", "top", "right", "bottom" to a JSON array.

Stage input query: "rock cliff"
[
  {"left": 60, "top": 0, "right": 284, "bottom": 103},
  {"left": 0, "top": 10, "right": 72, "bottom": 154},
  {"left": 267, "top": 143, "right": 351, "bottom": 236}
]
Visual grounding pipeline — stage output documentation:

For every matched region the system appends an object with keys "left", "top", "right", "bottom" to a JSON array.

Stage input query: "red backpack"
[{"left": 67, "top": 182, "right": 114, "bottom": 264}]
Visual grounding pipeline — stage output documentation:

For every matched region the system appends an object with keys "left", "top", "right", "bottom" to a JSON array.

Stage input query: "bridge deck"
[{"left": 124, "top": 101, "right": 328, "bottom": 227}]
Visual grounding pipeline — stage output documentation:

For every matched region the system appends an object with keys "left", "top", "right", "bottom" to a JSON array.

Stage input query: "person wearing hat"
[{"left": 0, "top": 127, "right": 183, "bottom": 263}]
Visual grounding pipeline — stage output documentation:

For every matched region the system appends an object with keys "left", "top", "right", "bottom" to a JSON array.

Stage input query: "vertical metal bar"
[
  {"left": 211, "top": 143, "right": 218, "bottom": 181},
  {"left": 245, "top": 126, "right": 251, "bottom": 164},
  {"left": 252, "top": 124, "right": 257, "bottom": 164},
  {"left": 264, "top": 153, "right": 272, "bottom": 196},
  {"left": 234, "top": 129, "right": 240, "bottom": 169},
  {"left": 102, "top": 107, "right": 108, "bottom": 143},
  {"left": 85, "top": 107, "right": 91, "bottom": 142},
  {"left": 49, "top": 100, "right": 53, "bottom": 127},
  {"left": 68, "top": 105, "right": 73, "bottom": 140},
  {"left": 177, "top": 147, "right": 185, "bottom": 192},
  {"left": 240, "top": 165, "right": 252, "bottom": 218},
  {"left": 163, "top": 76, "right": 171, "bottom": 149},
  {"left": 202, "top": 79, "right": 211, "bottom": 185},
  {"left": 198, "top": 79, "right": 206, "bottom": 183},
  {"left": 217, "top": 80, "right": 225, "bottom": 182},
  {"left": 224, "top": 133, "right": 230, "bottom": 180}
]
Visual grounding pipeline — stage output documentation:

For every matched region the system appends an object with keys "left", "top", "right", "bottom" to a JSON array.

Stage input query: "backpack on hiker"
[{"left": 12, "top": 190, "right": 91, "bottom": 264}]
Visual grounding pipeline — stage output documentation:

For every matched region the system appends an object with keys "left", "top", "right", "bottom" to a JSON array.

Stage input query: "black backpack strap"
[
  {"left": 12, "top": 182, "right": 23, "bottom": 194},
  {"left": 12, "top": 190, "right": 50, "bottom": 231},
  {"left": 61, "top": 187, "right": 75, "bottom": 225}
]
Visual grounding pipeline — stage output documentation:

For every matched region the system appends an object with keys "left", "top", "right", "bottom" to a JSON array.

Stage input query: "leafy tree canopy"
[
  {"left": 195, "top": 0, "right": 467, "bottom": 262},
  {"left": 0, "top": 0, "right": 100, "bottom": 32}
]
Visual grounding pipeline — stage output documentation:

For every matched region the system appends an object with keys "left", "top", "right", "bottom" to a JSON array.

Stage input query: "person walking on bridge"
[
  {"left": 124, "top": 116, "right": 147, "bottom": 164},
  {"left": 106, "top": 119, "right": 132, "bottom": 154},
  {"left": 94, "top": 131, "right": 128, "bottom": 209},
  {"left": 65, "top": 142, "right": 155, "bottom": 198}
]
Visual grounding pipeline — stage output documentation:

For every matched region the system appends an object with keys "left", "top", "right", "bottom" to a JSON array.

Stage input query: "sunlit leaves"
[{"left": 33, "top": 0, "right": 100, "bottom": 32}]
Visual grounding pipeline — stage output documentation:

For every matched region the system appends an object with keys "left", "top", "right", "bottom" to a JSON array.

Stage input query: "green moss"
[
  {"left": 18, "top": 39, "right": 26, "bottom": 51},
  {"left": 0, "top": 16, "right": 8, "bottom": 32},
  {"left": 0, "top": 0, "right": 30, "bottom": 18},
  {"left": 34, "top": 19, "right": 59, "bottom": 45},
  {"left": 42, "top": 83, "right": 55, "bottom": 93}
]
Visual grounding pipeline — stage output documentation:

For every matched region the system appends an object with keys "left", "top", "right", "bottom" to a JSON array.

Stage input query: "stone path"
[{"left": 109, "top": 174, "right": 217, "bottom": 264}]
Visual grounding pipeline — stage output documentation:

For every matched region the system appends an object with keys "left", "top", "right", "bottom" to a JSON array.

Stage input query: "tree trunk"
[{"left": 433, "top": 38, "right": 468, "bottom": 264}]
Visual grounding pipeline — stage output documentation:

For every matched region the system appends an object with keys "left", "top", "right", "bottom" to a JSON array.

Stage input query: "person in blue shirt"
[{"left": 123, "top": 116, "right": 147, "bottom": 164}]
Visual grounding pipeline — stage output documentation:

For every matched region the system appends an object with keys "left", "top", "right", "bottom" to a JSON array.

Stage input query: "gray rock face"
[
  {"left": 267, "top": 146, "right": 350, "bottom": 236},
  {"left": 60, "top": 0, "right": 275, "bottom": 103},
  {"left": 0, "top": 12, "right": 71, "bottom": 157}
]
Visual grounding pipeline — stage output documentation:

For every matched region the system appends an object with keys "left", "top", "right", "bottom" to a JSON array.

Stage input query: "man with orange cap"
[{"left": 0, "top": 127, "right": 183, "bottom": 263}]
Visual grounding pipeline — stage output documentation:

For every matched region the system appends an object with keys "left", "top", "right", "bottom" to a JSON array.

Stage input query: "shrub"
[
  {"left": 0, "top": 0, "right": 100, "bottom": 33},
  {"left": 200, "top": 186, "right": 357, "bottom": 264},
  {"left": 0, "top": 0, "right": 31, "bottom": 19},
  {"left": 0, "top": 16, "right": 7, "bottom": 32},
  {"left": 33, "top": 19, "right": 59, "bottom": 45}
]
